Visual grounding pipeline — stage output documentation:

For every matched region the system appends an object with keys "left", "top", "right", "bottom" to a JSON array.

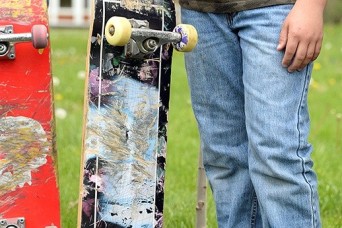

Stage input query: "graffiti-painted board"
[
  {"left": 78, "top": 0, "right": 176, "bottom": 227},
  {"left": 0, "top": 0, "right": 60, "bottom": 227}
]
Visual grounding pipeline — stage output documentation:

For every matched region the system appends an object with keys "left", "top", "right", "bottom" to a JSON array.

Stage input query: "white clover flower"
[
  {"left": 77, "top": 70, "right": 86, "bottom": 79},
  {"left": 55, "top": 108, "right": 67, "bottom": 119},
  {"left": 53, "top": 76, "right": 60, "bottom": 86},
  {"left": 324, "top": 42, "right": 332, "bottom": 50}
]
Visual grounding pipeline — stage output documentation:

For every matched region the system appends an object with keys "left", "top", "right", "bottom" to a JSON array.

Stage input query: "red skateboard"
[{"left": 0, "top": 1, "right": 60, "bottom": 227}]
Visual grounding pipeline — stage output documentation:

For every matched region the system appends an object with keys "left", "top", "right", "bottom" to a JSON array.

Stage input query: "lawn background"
[{"left": 50, "top": 23, "right": 341, "bottom": 227}]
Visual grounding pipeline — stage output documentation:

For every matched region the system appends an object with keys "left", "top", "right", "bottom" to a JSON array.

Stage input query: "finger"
[
  {"left": 312, "top": 40, "right": 323, "bottom": 61},
  {"left": 298, "top": 42, "right": 316, "bottom": 70},
  {"left": 287, "top": 42, "right": 308, "bottom": 72},
  {"left": 282, "top": 38, "right": 299, "bottom": 68},
  {"left": 277, "top": 23, "right": 288, "bottom": 51}
]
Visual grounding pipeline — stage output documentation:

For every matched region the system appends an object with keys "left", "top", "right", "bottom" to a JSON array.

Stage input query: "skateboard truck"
[
  {"left": 0, "top": 24, "right": 48, "bottom": 60},
  {"left": 0, "top": 217, "right": 25, "bottom": 228},
  {"left": 105, "top": 17, "right": 198, "bottom": 59}
]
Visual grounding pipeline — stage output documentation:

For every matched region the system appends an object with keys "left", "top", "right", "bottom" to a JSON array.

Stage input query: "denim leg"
[
  {"left": 182, "top": 4, "right": 321, "bottom": 228},
  {"left": 182, "top": 9, "right": 261, "bottom": 227},
  {"left": 235, "top": 5, "right": 321, "bottom": 228}
]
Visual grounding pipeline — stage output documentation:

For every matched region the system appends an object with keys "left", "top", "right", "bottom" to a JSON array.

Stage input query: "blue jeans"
[{"left": 181, "top": 5, "right": 321, "bottom": 228}]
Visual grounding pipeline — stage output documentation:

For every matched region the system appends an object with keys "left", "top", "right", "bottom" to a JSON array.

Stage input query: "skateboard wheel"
[
  {"left": 173, "top": 24, "right": 198, "bottom": 52},
  {"left": 31, "top": 25, "right": 48, "bottom": 49},
  {"left": 105, "top": 17, "right": 132, "bottom": 46}
]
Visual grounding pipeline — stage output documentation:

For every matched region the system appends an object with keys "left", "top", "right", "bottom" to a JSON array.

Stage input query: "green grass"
[
  {"left": 50, "top": 29, "right": 87, "bottom": 228},
  {"left": 308, "top": 24, "right": 342, "bottom": 227},
  {"left": 51, "top": 24, "right": 342, "bottom": 227}
]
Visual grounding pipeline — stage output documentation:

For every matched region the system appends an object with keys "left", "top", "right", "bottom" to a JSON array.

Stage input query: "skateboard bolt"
[
  {"left": 109, "top": 25, "right": 115, "bottom": 36},
  {"left": 0, "top": 43, "right": 8, "bottom": 55},
  {"left": 144, "top": 39, "right": 158, "bottom": 51}
]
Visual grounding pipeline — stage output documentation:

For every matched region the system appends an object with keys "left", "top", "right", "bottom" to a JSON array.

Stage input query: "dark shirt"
[{"left": 179, "top": 0, "right": 296, "bottom": 13}]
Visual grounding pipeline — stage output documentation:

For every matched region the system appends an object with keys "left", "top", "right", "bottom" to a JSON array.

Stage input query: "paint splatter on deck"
[
  {"left": 0, "top": 117, "right": 48, "bottom": 204},
  {"left": 0, "top": 0, "right": 47, "bottom": 24}
]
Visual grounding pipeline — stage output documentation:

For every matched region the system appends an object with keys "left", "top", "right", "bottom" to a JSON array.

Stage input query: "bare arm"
[{"left": 277, "top": 0, "right": 327, "bottom": 72}]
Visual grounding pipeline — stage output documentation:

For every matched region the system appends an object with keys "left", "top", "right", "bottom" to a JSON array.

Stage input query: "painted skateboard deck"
[
  {"left": 78, "top": 0, "right": 176, "bottom": 227},
  {"left": 78, "top": 0, "right": 197, "bottom": 227},
  {"left": 0, "top": 1, "right": 60, "bottom": 227}
]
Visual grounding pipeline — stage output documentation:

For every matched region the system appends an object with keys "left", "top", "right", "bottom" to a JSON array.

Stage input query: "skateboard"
[
  {"left": 0, "top": 1, "right": 60, "bottom": 227},
  {"left": 78, "top": 0, "right": 197, "bottom": 227}
]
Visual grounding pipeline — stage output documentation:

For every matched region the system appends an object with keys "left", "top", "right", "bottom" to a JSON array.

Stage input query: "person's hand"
[{"left": 277, "top": 0, "right": 327, "bottom": 72}]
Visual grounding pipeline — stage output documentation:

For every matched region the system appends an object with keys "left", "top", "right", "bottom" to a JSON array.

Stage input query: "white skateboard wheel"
[
  {"left": 173, "top": 24, "right": 198, "bottom": 52},
  {"left": 105, "top": 16, "right": 132, "bottom": 46},
  {"left": 31, "top": 25, "right": 48, "bottom": 49}
]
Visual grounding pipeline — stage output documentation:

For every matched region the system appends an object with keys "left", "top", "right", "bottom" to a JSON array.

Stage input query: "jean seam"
[
  {"left": 295, "top": 66, "right": 317, "bottom": 228},
  {"left": 250, "top": 191, "right": 258, "bottom": 227}
]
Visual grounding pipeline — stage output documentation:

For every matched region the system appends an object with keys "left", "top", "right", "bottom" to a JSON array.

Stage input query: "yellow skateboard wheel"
[
  {"left": 105, "top": 17, "right": 132, "bottom": 46},
  {"left": 173, "top": 24, "right": 198, "bottom": 52}
]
